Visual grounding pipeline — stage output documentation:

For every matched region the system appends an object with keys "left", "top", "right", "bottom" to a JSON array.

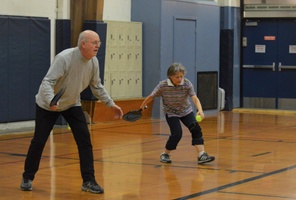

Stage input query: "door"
[
  {"left": 277, "top": 20, "right": 296, "bottom": 109},
  {"left": 242, "top": 19, "right": 296, "bottom": 109},
  {"left": 173, "top": 17, "right": 197, "bottom": 87}
]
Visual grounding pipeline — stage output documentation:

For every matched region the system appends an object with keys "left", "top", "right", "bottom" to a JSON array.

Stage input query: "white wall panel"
[
  {"left": 103, "top": 0, "right": 131, "bottom": 21},
  {"left": 218, "top": 0, "right": 240, "bottom": 7},
  {"left": 245, "top": 0, "right": 296, "bottom": 4}
]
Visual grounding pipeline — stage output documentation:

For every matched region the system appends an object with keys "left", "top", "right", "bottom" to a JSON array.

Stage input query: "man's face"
[{"left": 81, "top": 33, "right": 101, "bottom": 60}]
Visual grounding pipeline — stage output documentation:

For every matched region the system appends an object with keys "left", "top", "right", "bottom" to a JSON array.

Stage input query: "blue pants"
[
  {"left": 165, "top": 112, "right": 204, "bottom": 150},
  {"left": 22, "top": 104, "right": 95, "bottom": 182}
]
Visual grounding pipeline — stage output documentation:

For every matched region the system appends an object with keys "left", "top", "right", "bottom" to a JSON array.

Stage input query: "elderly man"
[{"left": 20, "top": 30, "right": 122, "bottom": 194}]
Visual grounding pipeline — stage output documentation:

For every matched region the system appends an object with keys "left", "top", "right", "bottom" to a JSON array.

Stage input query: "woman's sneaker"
[
  {"left": 81, "top": 180, "right": 104, "bottom": 194},
  {"left": 198, "top": 152, "right": 215, "bottom": 164},
  {"left": 20, "top": 178, "right": 32, "bottom": 191},
  {"left": 160, "top": 153, "right": 172, "bottom": 163}
]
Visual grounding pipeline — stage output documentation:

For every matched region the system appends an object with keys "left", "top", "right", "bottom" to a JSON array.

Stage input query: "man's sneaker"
[
  {"left": 198, "top": 152, "right": 215, "bottom": 164},
  {"left": 20, "top": 178, "right": 32, "bottom": 191},
  {"left": 81, "top": 180, "right": 104, "bottom": 194},
  {"left": 160, "top": 153, "right": 172, "bottom": 163}
]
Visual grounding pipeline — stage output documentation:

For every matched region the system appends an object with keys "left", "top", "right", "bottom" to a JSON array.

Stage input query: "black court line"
[
  {"left": 218, "top": 191, "right": 294, "bottom": 199},
  {"left": 252, "top": 152, "right": 271, "bottom": 157},
  {"left": 173, "top": 164, "right": 296, "bottom": 200},
  {"left": 153, "top": 133, "right": 170, "bottom": 136}
]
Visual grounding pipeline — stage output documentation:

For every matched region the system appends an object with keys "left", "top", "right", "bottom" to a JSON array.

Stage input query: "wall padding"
[{"left": 0, "top": 16, "right": 50, "bottom": 122}]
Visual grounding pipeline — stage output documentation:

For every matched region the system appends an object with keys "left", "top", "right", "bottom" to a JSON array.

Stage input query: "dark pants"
[
  {"left": 165, "top": 112, "right": 204, "bottom": 151},
  {"left": 22, "top": 104, "right": 95, "bottom": 182}
]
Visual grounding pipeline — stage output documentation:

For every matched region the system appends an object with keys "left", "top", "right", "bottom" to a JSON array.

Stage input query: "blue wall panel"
[
  {"left": 0, "top": 16, "right": 50, "bottom": 122},
  {"left": 132, "top": 0, "right": 220, "bottom": 117},
  {"left": 0, "top": 17, "right": 9, "bottom": 122},
  {"left": 131, "top": 0, "right": 161, "bottom": 97},
  {"left": 220, "top": 6, "right": 241, "bottom": 108},
  {"left": 30, "top": 18, "right": 51, "bottom": 118},
  {"left": 161, "top": 1, "right": 220, "bottom": 83},
  {"left": 8, "top": 17, "right": 31, "bottom": 121},
  {"left": 55, "top": 19, "right": 71, "bottom": 55}
]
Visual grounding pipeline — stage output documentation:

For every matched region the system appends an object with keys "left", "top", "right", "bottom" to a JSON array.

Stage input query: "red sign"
[{"left": 264, "top": 36, "right": 276, "bottom": 40}]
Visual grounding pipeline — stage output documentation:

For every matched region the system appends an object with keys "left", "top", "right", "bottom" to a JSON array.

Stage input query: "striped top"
[{"left": 150, "top": 78, "right": 196, "bottom": 117}]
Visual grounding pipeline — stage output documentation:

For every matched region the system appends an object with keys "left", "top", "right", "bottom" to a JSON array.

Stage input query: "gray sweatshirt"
[{"left": 36, "top": 47, "right": 114, "bottom": 111}]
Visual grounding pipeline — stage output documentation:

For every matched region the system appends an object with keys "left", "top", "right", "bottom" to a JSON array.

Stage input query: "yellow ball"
[{"left": 196, "top": 115, "right": 202, "bottom": 122}]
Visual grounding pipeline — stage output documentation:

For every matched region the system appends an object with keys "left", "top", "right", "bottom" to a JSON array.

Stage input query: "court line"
[
  {"left": 252, "top": 152, "right": 271, "bottom": 157},
  {"left": 173, "top": 164, "right": 296, "bottom": 200},
  {"left": 218, "top": 191, "right": 294, "bottom": 199}
]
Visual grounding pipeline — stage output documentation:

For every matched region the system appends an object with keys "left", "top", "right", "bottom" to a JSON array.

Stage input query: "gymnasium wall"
[
  {"left": 0, "top": 0, "right": 132, "bottom": 62},
  {"left": 0, "top": 0, "right": 132, "bottom": 124},
  {"left": 0, "top": 0, "right": 57, "bottom": 62},
  {"left": 0, "top": 16, "right": 50, "bottom": 122},
  {"left": 0, "top": 0, "right": 239, "bottom": 124}
]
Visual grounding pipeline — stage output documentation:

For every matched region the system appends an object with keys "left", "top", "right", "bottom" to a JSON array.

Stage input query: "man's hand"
[
  {"left": 50, "top": 104, "right": 58, "bottom": 111},
  {"left": 112, "top": 104, "right": 123, "bottom": 119}
]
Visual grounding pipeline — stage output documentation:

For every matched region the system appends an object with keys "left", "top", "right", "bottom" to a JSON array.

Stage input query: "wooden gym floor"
[{"left": 1, "top": 109, "right": 296, "bottom": 200}]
